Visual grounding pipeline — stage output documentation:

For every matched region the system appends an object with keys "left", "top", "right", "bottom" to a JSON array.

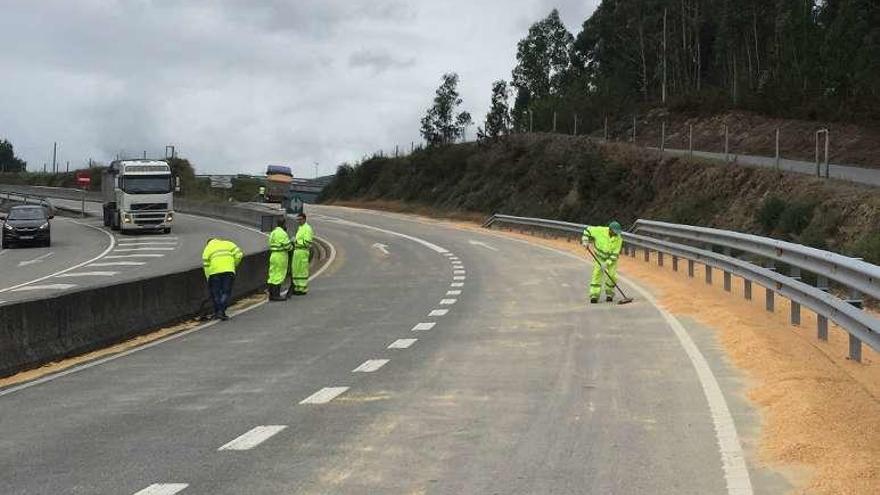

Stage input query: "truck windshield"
[{"left": 122, "top": 175, "right": 172, "bottom": 194}]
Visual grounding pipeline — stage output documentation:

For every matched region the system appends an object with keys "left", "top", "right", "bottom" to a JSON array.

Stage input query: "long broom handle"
[{"left": 584, "top": 244, "right": 631, "bottom": 300}]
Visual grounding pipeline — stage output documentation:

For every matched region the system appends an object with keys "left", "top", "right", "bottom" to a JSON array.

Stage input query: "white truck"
[{"left": 102, "top": 159, "right": 174, "bottom": 233}]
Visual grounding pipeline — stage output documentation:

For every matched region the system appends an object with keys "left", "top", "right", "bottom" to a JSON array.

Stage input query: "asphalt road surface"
[
  {"left": 0, "top": 205, "right": 769, "bottom": 494},
  {"left": 0, "top": 197, "right": 266, "bottom": 305}
]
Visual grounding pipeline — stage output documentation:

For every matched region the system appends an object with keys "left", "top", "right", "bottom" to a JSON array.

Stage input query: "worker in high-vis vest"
[
  {"left": 266, "top": 217, "right": 292, "bottom": 301},
  {"left": 202, "top": 237, "right": 244, "bottom": 320},
  {"left": 288, "top": 212, "right": 314, "bottom": 297},
  {"left": 581, "top": 221, "right": 623, "bottom": 303}
]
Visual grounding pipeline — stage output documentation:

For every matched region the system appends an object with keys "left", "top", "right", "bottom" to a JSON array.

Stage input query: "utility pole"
[
  {"left": 573, "top": 114, "right": 578, "bottom": 136},
  {"left": 52, "top": 142, "right": 57, "bottom": 174},
  {"left": 775, "top": 128, "right": 780, "bottom": 170},
  {"left": 66, "top": 161, "right": 70, "bottom": 173},
  {"left": 314, "top": 162, "right": 319, "bottom": 179},
  {"left": 662, "top": 9, "right": 668, "bottom": 104},
  {"left": 143, "top": 150, "right": 147, "bottom": 159},
  {"left": 552, "top": 111, "right": 557, "bottom": 133}
]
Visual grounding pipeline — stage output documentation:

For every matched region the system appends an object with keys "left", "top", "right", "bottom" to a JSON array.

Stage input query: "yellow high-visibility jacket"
[
  {"left": 294, "top": 223, "right": 313, "bottom": 250},
  {"left": 202, "top": 239, "right": 243, "bottom": 278},
  {"left": 581, "top": 226, "right": 622, "bottom": 262}
]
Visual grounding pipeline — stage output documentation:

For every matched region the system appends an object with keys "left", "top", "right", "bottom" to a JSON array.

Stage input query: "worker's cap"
[{"left": 608, "top": 221, "right": 622, "bottom": 234}]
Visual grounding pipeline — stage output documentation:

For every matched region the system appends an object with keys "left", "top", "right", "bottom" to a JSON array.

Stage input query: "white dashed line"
[
  {"left": 55, "top": 271, "right": 118, "bottom": 278},
  {"left": 453, "top": 270, "right": 466, "bottom": 275},
  {"left": 412, "top": 322, "right": 436, "bottom": 331},
  {"left": 443, "top": 253, "right": 454, "bottom": 257},
  {"left": 132, "top": 484, "right": 188, "bottom": 495},
  {"left": 218, "top": 425, "right": 287, "bottom": 451},
  {"left": 450, "top": 282, "right": 464, "bottom": 288},
  {"left": 446, "top": 290, "right": 461, "bottom": 295},
  {"left": 113, "top": 247, "right": 176, "bottom": 252},
  {"left": 453, "top": 276, "right": 466, "bottom": 281},
  {"left": 428, "top": 309, "right": 448, "bottom": 317},
  {"left": 388, "top": 338, "right": 417, "bottom": 349},
  {"left": 451, "top": 261, "right": 463, "bottom": 265},
  {"left": 103, "top": 254, "right": 166, "bottom": 259},
  {"left": 439, "top": 298, "right": 457, "bottom": 305},
  {"left": 10, "top": 284, "right": 77, "bottom": 292},
  {"left": 449, "top": 256, "right": 460, "bottom": 261},
  {"left": 352, "top": 359, "right": 390, "bottom": 373},
  {"left": 300, "top": 386, "right": 350, "bottom": 404},
  {"left": 88, "top": 262, "right": 146, "bottom": 267}
]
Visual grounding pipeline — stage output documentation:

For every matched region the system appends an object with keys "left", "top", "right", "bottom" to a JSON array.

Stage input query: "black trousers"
[{"left": 208, "top": 272, "right": 235, "bottom": 316}]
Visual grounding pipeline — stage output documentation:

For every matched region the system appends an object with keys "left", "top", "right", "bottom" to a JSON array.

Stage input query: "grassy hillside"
[{"left": 321, "top": 134, "right": 880, "bottom": 264}]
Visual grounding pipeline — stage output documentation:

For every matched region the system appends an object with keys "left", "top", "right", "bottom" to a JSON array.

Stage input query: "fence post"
[
  {"left": 658, "top": 251, "right": 664, "bottom": 267},
  {"left": 688, "top": 259, "right": 695, "bottom": 278},
  {"left": 672, "top": 255, "right": 679, "bottom": 272},
  {"left": 660, "top": 122, "right": 666, "bottom": 152},
  {"left": 743, "top": 279, "right": 752, "bottom": 300},
  {"left": 724, "top": 124, "right": 729, "bottom": 162},
  {"left": 604, "top": 116, "right": 609, "bottom": 142},
  {"left": 632, "top": 116, "right": 637, "bottom": 143},
  {"left": 573, "top": 114, "right": 578, "bottom": 136},
  {"left": 824, "top": 130, "right": 830, "bottom": 178},
  {"left": 688, "top": 124, "right": 693, "bottom": 156},
  {"left": 775, "top": 128, "right": 780, "bottom": 170},
  {"left": 705, "top": 265, "right": 713, "bottom": 285},
  {"left": 552, "top": 112, "right": 557, "bottom": 133}
]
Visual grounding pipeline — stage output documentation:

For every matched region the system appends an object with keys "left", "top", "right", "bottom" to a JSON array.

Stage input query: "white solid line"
[
  {"left": 352, "top": 359, "right": 390, "bottom": 373},
  {"left": 132, "top": 484, "right": 188, "bottom": 495},
  {"left": 0, "top": 221, "right": 115, "bottom": 294},
  {"left": 0, "top": 235, "right": 337, "bottom": 399},
  {"left": 113, "top": 247, "right": 176, "bottom": 252},
  {"left": 428, "top": 309, "right": 448, "bottom": 317},
  {"left": 116, "top": 242, "right": 178, "bottom": 247},
  {"left": 388, "top": 338, "right": 417, "bottom": 349},
  {"left": 103, "top": 254, "right": 166, "bottom": 259},
  {"left": 300, "top": 386, "right": 350, "bottom": 404},
  {"left": 453, "top": 276, "right": 466, "bottom": 281},
  {"left": 10, "top": 283, "right": 77, "bottom": 292},
  {"left": 450, "top": 282, "right": 464, "bottom": 287},
  {"left": 490, "top": 234, "right": 755, "bottom": 495},
  {"left": 439, "top": 298, "right": 457, "bottom": 305},
  {"left": 412, "top": 322, "right": 436, "bottom": 331},
  {"left": 321, "top": 216, "right": 449, "bottom": 253},
  {"left": 218, "top": 425, "right": 287, "bottom": 451},
  {"left": 89, "top": 261, "right": 146, "bottom": 267},
  {"left": 55, "top": 271, "right": 118, "bottom": 277},
  {"left": 446, "top": 290, "right": 462, "bottom": 295}
]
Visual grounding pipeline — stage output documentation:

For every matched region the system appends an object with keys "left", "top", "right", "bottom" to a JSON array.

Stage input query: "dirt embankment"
[
  {"left": 322, "top": 134, "right": 880, "bottom": 265},
  {"left": 614, "top": 109, "right": 880, "bottom": 168}
]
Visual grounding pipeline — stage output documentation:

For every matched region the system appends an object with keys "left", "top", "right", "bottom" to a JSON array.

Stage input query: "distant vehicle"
[
  {"left": 264, "top": 165, "right": 293, "bottom": 203},
  {"left": 1, "top": 205, "right": 53, "bottom": 248},
  {"left": 102, "top": 160, "right": 174, "bottom": 233}
]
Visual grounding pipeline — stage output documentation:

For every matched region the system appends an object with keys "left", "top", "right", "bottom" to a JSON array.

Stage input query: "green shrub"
[
  {"left": 850, "top": 233, "right": 880, "bottom": 266},
  {"left": 756, "top": 196, "right": 786, "bottom": 232},
  {"left": 776, "top": 201, "right": 815, "bottom": 236}
]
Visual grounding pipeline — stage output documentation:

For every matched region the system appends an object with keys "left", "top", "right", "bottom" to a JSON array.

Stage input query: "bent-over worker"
[
  {"left": 581, "top": 221, "right": 623, "bottom": 304},
  {"left": 267, "top": 217, "right": 292, "bottom": 301},
  {"left": 202, "top": 237, "right": 243, "bottom": 320},
  {"left": 289, "top": 212, "right": 313, "bottom": 297}
]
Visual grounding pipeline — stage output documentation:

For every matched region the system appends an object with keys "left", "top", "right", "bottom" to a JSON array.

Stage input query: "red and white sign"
[{"left": 76, "top": 173, "right": 91, "bottom": 188}]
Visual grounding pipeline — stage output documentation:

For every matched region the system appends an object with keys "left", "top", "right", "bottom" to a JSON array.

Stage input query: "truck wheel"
[
  {"left": 163, "top": 227, "right": 171, "bottom": 234},
  {"left": 102, "top": 209, "right": 110, "bottom": 227},
  {"left": 111, "top": 212, "right": 121, "bottom": 231}
]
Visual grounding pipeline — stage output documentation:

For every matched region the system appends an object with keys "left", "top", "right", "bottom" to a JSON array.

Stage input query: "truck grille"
[{"left": 130, "top": 203, "right": 168, "bottom": 211}]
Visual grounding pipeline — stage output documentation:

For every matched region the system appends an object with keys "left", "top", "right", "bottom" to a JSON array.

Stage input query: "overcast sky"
[{"left": 0, "top": 1, "right": 598, "bottom": 178}]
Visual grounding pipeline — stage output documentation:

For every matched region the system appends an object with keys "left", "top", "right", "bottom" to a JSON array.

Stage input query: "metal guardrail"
[
  {"left": 484, "top": 213, "right": 880, "bottom": 362},
  {"left": 0, "top": 190, "right": 58, "bottom": 216}
]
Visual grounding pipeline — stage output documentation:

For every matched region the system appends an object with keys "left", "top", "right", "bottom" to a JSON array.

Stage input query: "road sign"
[{"left": 76, "top": 176, "right": 91, "bottom": 187}]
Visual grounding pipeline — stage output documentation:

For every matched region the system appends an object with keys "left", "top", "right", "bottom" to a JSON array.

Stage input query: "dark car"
[{"left": 1, "top": 205, "right": 53, "bottom": 248}]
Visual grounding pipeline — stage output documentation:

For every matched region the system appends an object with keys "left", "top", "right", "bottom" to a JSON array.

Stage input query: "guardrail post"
[
  {"left": 846, "top": 289, "right": 864, "bottom": 362},
  {"left": 672, "top": 255, "right": 679, "bottom": 272},
  {"left": 723, "top": 271, "right": 731, "bottom": 292},
  {"left": 688, "top": 259, "right": 695, "bottom": 278},
  {"left": 817, "top": 315, "right": 828, "bottom": 341},
  {"left": 644, "top": 248, "right": 650, "bottom": 262},
  {"left": 766, "top": 288, "right": 775, "bottom": 312},
  {"left": 657, "top": 251, "right": 664, "bottom": 267},
  {"left": 743, "top": 279, "right": 752, "bottom": 300},
  {"left": 790, "top": 301, "right": 801, "bottom": 326},
  {"left": 705, "top": 265, "right": 713, "bottom": 284}
]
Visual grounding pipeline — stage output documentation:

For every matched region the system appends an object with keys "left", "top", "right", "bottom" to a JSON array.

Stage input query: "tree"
[
  {"left": 482, "top": 80, "right": 512, "bottom": 138},
  {"left": 420, "top": 73, "right": 473, "bottom": 147},
  {"left": 0, "top": 139, "right": 27, "bottom": 173},
  {"left": 511, "top": 9, "right": 575, "bottom": 118}
]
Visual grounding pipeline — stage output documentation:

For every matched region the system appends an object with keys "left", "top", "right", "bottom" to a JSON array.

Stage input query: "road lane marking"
[
  {"left": 300, "top": 386, "right": 350, "bottom": 404},
  {"left": 132, "top": 484, "right": 188, "bottom": 495},
  {"left": 116, "top": 242, "right": 178, "bottom": 247},
  {"left": 17, "top": 252, "right": 54, "bottom": 267},
  {"left": 468, "top": 239, "right": 499, "bottom": 251},
  {"left": 219, "top": 425, "right": 287, "bottom": 451},
  {"left": 412, "top": 322, "right": 436, "bottom": 331},
  {"left": 453, "top": 276, "right": 466, "bottom": 281},
  {"left": 0, "top": 222, "right": 115, "bottom": 294},
  {"left": 439, "top": 298, "right": 457, "bottom": 305},
  {"left": 321, "top": 216, "right": 449, "bottom": 253},
  {"left": 453, "top": 270, "right": 466, "bottom": 275},
  {"left": 372, "top": 243, "right": 390, "bottom": 255},
  {"left": 450, "top": 282, "right": 464, "bottom": 287},
  {"left": 10, "top": 283, "right": 77, "bottom": 292},
  {"left": 113, "top": 247, "right": 176, "bottom": 252},
  {"left": 451, "top": 260, "right": 463, "bottom": 265},
  {"left": 443, "top": 252, "right": 454, "bottom": 257},
  {"left": 352, "top": 359, "right": 390, "bottom": 373},
  {"left": 449, "top": 256, "right": 460, "bottom": 261},
  {"left": 388, "top": 338, "right": 417, "bottom": 349},
  {"left": 89, "top": 262, "right": 146, "bottom": 267},
  {"left": 103, "top": 254, "right": 165, "bottom": 259},
  {"left": 446, "top": 290, "right": 462, "bottom": 295},
  {"left": 55, "top": 271, "right": 118, "bottom": 277},
  {"left": 428, "top": 309, "right": 448, "bottom": 317}
]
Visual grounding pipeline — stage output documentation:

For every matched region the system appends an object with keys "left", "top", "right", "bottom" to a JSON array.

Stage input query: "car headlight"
[{"left": 39, "top": 222, "right": 49, "bottom": 230}]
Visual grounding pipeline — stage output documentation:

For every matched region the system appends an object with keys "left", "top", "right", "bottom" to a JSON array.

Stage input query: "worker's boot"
[
  {"left": 606, "top": 296, "right": 614, "bottom": 303},
  {"left": 590, "top": 297, "right": 598, "bottom": 304},
  {"left": 268, "top": 284, "right": 283, "bottom": 301}
]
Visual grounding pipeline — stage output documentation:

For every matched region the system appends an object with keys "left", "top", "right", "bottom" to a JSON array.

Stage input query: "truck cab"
[{"left": 102, "top": 160, "right": 174, "bottom": 233}]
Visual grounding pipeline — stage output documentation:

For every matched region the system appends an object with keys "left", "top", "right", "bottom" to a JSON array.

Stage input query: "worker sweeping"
[
  {"left": 202, "top": 237, "right": 244, "bottom": 320},
  {"left": 266, "top": 217, "right": 292, "bottom": 301},
  {"left": 582, "top": 221, "right": 624, "bottom": 304},
  {"left": 288, "top": 212, "right": 314, "bottom": 297}
]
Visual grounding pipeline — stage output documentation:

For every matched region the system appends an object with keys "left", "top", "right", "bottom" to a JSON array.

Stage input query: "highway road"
[
  {"left": 0, "top": 197, "right": 266, "bottom": 305},
  {"left": 0, "top": 205, "right": 781, "bottom": 494}
]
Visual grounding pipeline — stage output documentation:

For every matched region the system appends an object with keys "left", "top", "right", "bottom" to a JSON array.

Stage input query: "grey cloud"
[{"left": 348, "top": 49, "right": 415, "bottom": 74}]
